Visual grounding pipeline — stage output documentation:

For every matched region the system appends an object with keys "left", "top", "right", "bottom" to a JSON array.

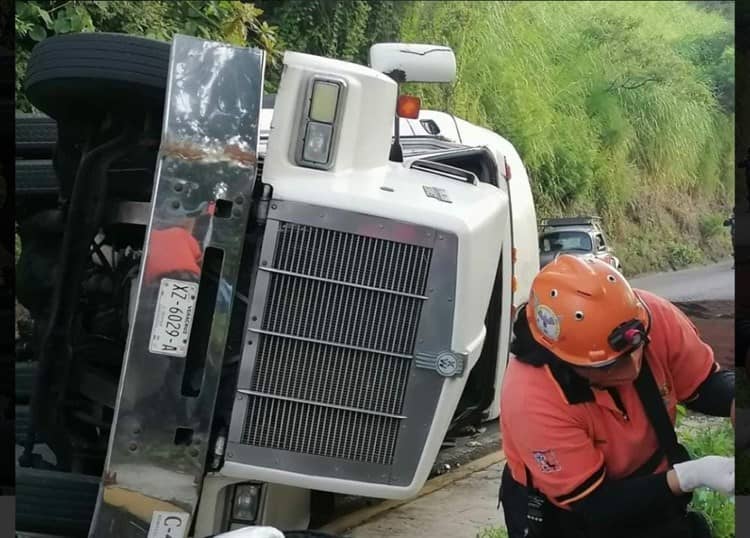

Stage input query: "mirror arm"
[{"left": 389, "top": 80, "right": 404, "bottom": 163}]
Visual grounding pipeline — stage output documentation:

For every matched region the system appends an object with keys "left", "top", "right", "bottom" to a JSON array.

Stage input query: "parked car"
[{"left": 538, "top": 216, "right": 621, "bottom": 271}]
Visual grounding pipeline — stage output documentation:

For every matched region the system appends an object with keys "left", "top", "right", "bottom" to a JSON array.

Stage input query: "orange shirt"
[{"left": 500, "top": 289, "right": 716, "bottom": 508}]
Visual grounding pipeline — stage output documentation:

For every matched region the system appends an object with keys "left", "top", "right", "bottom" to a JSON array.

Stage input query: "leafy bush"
[
  {"left": 699, "top": 213, "right": 730, "bottom": 241},
  {"left": 665, "top": 241, "right": 703, "bottom": 268},
  {"left": 15, "top": 0, "right": 282, "bottom": 111},
  {"left": 255, "top": 0, "right": 407, "bottom": 91},
  {"left": 677, "top": 418, "right": 735, "bottom": 538},
  {"left": 476, "top": 528, "right": 508, "bottom": 538}
]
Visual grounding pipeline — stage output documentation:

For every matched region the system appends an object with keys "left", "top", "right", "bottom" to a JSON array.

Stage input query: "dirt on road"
[{"left": 673, "top": 300, "right": 733, "bottom": 370}]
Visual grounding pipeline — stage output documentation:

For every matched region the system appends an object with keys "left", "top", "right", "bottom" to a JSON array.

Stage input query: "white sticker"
[
  {"left": 149, "top": 278, "right": 199, "bottom": 357},
  {"left": 147, "top": 511, "right": 189, "bottom": 538},
  {"left": 535, "top": 304, "right": 560, "bottom": 341}
]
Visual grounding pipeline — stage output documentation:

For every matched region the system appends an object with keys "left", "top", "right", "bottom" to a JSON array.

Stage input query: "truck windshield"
[{"left": 540, "top": 231, "right": 592, "bottom": 252}]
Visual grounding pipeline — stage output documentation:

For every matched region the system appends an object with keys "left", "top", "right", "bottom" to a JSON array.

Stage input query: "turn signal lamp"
[{"left": 397, "top": 94, "right": 421, "bottom": 119}]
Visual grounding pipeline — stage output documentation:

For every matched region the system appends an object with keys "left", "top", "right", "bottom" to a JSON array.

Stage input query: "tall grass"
[{"left": 400, "top": 1, "right": 734, "bottom": 273}]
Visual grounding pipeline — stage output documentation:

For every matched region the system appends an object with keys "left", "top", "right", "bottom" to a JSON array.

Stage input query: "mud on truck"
[{"left": 15, "top": 33, "right": 539, "bottom": 537}]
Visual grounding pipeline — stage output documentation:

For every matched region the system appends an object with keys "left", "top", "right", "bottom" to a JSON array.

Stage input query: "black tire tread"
[
  {"left": 15, "top": 113, "right": 58, "bottom": 158},
  {"left": 15, "top": 404, "right": 28, "bottom": 440},
  {"left": 16, "top": 466, "right": 99, "bottom": 537},
  {"left": 15, "top": 361, "right": 36, "bottom": 403},
  {"left": 24, "top": 32, "right": 171, "bottom": 121},
  {"left": 15, "top": 159, "right": 59, "bottom": 196}
]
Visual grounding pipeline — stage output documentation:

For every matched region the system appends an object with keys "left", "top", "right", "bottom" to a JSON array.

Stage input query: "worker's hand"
[
  {"left": 144, "top": 227, "right": 202, "bottom": 285},
  {"left": 672, "top": 456, "right": 734, "bottom": 495}
]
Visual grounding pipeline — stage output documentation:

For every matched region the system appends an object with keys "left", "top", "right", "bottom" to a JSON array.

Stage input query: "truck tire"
[
  {"left": 16, "top": 113, "right": 57, "bottom": 159},
  {"left": 15, "top": 159, "right": 58, "bottom": 197},
  {"left": 24, "top": 32, "right": 171, "bottom": 122},
  {"left": 15, "top": 404, "right": 29, "bottom": 441},
  {"left": 15, "top": 361, "right": 35, "bottom": 403},
  {"left": 16, "top": 466, "right": 99, "bottom": 537}
]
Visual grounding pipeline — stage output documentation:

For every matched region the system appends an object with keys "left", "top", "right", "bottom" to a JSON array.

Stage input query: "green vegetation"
[
  {"left": 476, "top": 528, "right": 508, "bottom": 538},
  {"left": 15, "top": 0, "right": 281, "bottom": 111},
  {"left": 397, "top": 1, "right": 734, "bottom": 275},
  {"left": 254, "top": 0, "right": 406, "bottom": 91},
  {"left": 677, "top": 416, "right": 735, "bottom": 538}
]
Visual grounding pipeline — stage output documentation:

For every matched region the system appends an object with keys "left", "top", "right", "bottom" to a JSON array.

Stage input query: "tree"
[{"left": 255, "top": 0, "right": 407, "bottom": 90}]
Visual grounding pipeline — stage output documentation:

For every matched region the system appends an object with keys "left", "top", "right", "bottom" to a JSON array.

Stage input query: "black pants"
[
  {"left": 499, "top": 464, "right": 712, "bottom": 538},
  {"left": 500, "top": 464, "right": 533, "bottom": 538}
]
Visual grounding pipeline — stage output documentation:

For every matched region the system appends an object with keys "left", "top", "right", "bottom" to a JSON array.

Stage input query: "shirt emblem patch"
[{"left": 533, "top": 450, "right": 562, "bottom": 473}]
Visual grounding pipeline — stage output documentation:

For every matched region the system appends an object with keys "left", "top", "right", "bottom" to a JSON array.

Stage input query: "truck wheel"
[
  {"left": 16, "top": 466, "right": 99, "bottom": 537},
  {"left": 24, "top": 33, "right": 171, "bottom": 122},
  {"left": 15, "top": 160, "right": 58, "bottom": 198},
  {"left": 15, "top": 404, "right": 29, "bottom": 442},
  {"left": 16, "top": 113, "right": 57, "bottom": 159},
  {"left": 15, "top": 362, "right": 35, "bottom": 404}
]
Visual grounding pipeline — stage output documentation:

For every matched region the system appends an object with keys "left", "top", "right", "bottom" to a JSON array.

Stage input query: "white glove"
[
  {"left": 672, "top": 456, "right": 734, "bottom": 494},
  {"left": 214, "top": 526, "right": 285, "bottom": 538}
]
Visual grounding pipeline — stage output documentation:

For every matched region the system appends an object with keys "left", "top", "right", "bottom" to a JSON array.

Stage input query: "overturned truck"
[{"left": 15, "top": 34, "right": 539, "bottom": 537}]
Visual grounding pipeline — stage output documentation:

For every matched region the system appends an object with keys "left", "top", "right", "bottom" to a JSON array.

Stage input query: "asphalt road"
[{"left": 629, "top": 260, "right": 734, "bottom": 302}]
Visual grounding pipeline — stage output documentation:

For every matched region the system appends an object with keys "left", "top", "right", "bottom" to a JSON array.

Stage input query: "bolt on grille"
[{"left": 241, "top": 221, "right": 433, "bottom": 465}]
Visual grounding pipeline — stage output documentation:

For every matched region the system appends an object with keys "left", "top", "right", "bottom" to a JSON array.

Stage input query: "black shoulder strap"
[
  {"left": 632, "top": 355, "right": 687, "bottom": 466},
  {"left": 510, "top": 304, "right": 595, "bottom": 404}
]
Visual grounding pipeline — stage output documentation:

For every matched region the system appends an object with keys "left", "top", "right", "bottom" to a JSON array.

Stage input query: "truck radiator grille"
[{"left": 241, "top": 223, "right": 432, "bottom": 465}]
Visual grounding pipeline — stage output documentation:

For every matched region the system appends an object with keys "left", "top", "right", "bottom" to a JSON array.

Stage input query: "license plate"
[
  {"left": 147, "top": 511, "right": 189, "bottom": 538},
  {"left": 149, "top": 278, "right": 199, "bottom": 357}
]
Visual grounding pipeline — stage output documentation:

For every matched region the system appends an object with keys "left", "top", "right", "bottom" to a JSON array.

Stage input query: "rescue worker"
[{"left": 499, "top": 254, "right": 734, "bottom": 538}]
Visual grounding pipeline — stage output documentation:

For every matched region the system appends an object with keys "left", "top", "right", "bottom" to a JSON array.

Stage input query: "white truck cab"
[{"left": 192, "top": 43, "right": 539, "bottom": 536}]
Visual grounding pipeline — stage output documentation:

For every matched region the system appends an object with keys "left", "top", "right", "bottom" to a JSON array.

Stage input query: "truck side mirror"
[
  {"left": 369, "top": 43, "right": 456, "bottom": 83},
  {"left": 369, "top": 43, "right": 456, "bottom": 164}
]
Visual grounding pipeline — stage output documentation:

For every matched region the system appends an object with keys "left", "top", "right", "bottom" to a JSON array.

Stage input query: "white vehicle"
[{"left": 15, "top": 34, "right": 538, "bottom": 537}]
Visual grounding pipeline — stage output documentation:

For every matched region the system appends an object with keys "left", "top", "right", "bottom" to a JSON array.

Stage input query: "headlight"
[
  {"left": 295, "top": 77, "right": 345, "bottom": 170},
  {"left": 230, "top": 483, "right": 262, "bottom": 524},
  {"left": 302, "top": 121, "right": 333, "bottom": 164}
]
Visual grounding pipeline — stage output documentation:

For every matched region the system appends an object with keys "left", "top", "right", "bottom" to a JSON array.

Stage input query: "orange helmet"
[{"left": 526, "top": 254, "right": 649, "bottom": 367}]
